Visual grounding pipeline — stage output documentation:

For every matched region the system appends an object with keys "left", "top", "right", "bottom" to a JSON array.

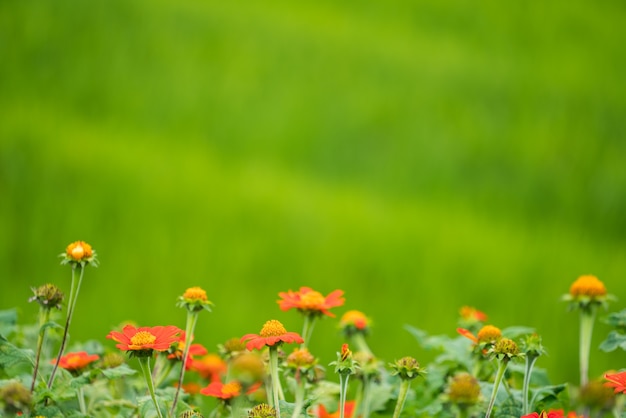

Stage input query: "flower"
[
  {"left": 61, "top": 241, "right": 98, "bottom": 266},
  {"left": 188, "top": 353, "right": 227, "bottom": 382},
  {"left": 179, "top": 411, "right": 204, "bottom": 418},
  {"left": 579, "top": 378, "right": 615, "bottom": 410},
  {"left": 248, "top": 403, "right": 276, "bottom": 418},
  {"left": 490, "top": 337, "right": 522, "bottom": 361},
  {"left": 390, "top": 356, "right": 426, "bottom": 381},
  {"left": 51, "top": 351, "right": 99, "bottom": 371},
  {"left": 278, "top": 287, "right": 345, "bottom": 317},
  {"left": 563, "top": 275, "right": 614, "bottom": 310},
  {"left": 459, "top": 306, "right": 487, "bottom": 322},
  {"left": 0, "top": 381, "right": 31, "bottom": 415},
  {"left": 200, "top": 381, "right": 242, "bottom": 399},
  {"left": 317, "top": 400, "right": 356, "bottom": 418},
  {"left": 240, "top": 320, "right": 304, "bottom": 350},
  {"left": 106, "top": 324, "right": 181, "bottom": 356},
  {"left": 28, "top": 284, "right": 64, "bottom": 310},
  {"left": 229, "top": 352, "right": 266, "bottom": 386},
  {"left": 604, "top": 370, "right": 626, "bottom": 394},
  {"left": 340, "top": 310, "right": 370, "bottom": 335},
  {"left": 445, "top": 372, "right": 481, "bottom": 407},
  {"left": 477, "top": 325, "right": 502, "bottom": 344},
  {"left": 168, "top": 331, "right": 208, "bottom": 366},
  {"left": 521, "top": 411, "right": 572, "bottom": 418},
  {"left": 177, "top": 286, "right": 213, "bottom": 313},
  {"left": 286, "top": 347, "right": 316, "bottom": 369}
]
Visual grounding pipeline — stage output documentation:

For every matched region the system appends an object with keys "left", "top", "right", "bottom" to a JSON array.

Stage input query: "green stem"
[
  {"left": 339, "top": 372, "right": 351, "bottom": 418},
  {"left": 30, "top": 308, "right": 51, "bottom": 392},
  {"left": 48, "top": 264, "right": 85, "bottom": 388},
  {"left": 392, "top": 380, "right": 411, "bottom": 418},
  {"left": 300, "top": 315, "right": 317, "bottom": 349},
  {"left": 77, "top": 386, "right": 87, "bottom": 415},
  {"left": 360, "top": 376, "right": 372, "bottom": 418},
  {"left": 485, "top": 359, "right": 508, "bottom": 418},
  {"left": 138, "top": 355, "right": 164, "bottom": 418},
  {"left": 522, "top": 354, "right": 538, "bottom": 414},
  {"left": 351, "top": 333, "right": 373, "bottom": 356},
  {"left": 291, "top": 370, "right": 306, "bottom": 418},
  {"left": 579, "top": 307, "right": 596, "bottom": 387},
  {"left": 269, "top": 346, "right": 282, "bottom": 418},
  {"left": 170, "top": 310, "right": 199, "bottom": 415}
]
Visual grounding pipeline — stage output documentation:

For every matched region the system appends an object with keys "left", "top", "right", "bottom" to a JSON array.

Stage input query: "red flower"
[
  {"left": 51, "top": 351, "right": 99, "bottom": 371},
  {"left": 459, "top": 306, "right": 487, "bottom": 322},
  {"left": 241, "top": 320, "right": 304, "bottom": 350},
  {"left": 278, "top": 287, "right": 345, "bottom": 317},
  {"left": 106, "top": 324, "right": 181, "bottom": 352},
  {"left": 168, "top": 331, "right": 209, "bottom": 368},
  {"left": 200, "top": 381, "right": 242, "bottom": 399},
  {"left": 317, "top": 400, "right": 356, "bottom": 418},
  {"left": 604, "top": 371, "right": 626, "bottom": 394},
  {"left": 188, "top": 353, "right": 227, "bottom": 382},
  {"left": 457, "top": 327, "right": 478, "bottom": 343},
  {"left": 521, "top": 410, "right": 581, "bottom": 418}
]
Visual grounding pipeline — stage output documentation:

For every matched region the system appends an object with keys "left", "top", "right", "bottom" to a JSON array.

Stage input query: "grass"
[{"left": 1, "top": 0, "right": 625, "bottom": 386}]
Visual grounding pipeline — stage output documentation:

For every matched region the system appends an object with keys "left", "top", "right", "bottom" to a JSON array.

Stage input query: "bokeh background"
[{"left": 1, "top": 0, "right": 625, "bottom": 387}]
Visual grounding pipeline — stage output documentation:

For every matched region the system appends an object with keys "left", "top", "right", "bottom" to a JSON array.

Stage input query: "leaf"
[
  {"left": 0, "top": 309, "right": 18, "bottom": 336},
  {"left": 101, "top": 364, "right": 138, "bottom": 379},
  {"left": 599, "top": 330, "right": 626, "bottom": 352},
  {"left": 501, "top": 326, "right": 535, "bottom": 339},
  {"left": 0, "top": 334, "right": 34, "bottom": 375}
]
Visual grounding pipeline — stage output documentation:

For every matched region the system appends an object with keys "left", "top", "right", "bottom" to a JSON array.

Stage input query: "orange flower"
[
  {"left": 241, "top": 320, "right": 304, "bottom": 350},
  {"left": 168, "top": 331, "right": 208, "bottom": 367},
  {"left": 317, "top": 400, "right": 356, "bottom": 418},
  {"left": 188, "top": 353, "right": 227, "bottom": 382},
  {"left": 51, "top": 351, "right": 99, "bottom": 371},
  {"left": 340, "top": 310, "right": 370, "bottom": 330},
  {"left": 569, "top": 275, "right": 607, "bottom": 298},
  {"left": 521, "top": 410, "right": 581, "bottom": 418},
  {"left": 604, "top": 371, "right": 626, "bottom": 394},
  {"left": 457, "top": 327, "right": 478, "bottom": 343},
  {"left": 106, "top": 324, "right": 181, "bottom": 353},
  {"left": 278, "top": 287, "right": 345, "bottom": 317},
  {"left": 476, "top": 325, "right": 502, "bottom": 343},
  {"left": 66, "top": 241, "right": 93, "bottom": 261},
  {"left": 459, "top": 306, "right": 487, "bottom": 322},
  {"left": 200, "top": 381, "right": 242, "bottom": 399}
]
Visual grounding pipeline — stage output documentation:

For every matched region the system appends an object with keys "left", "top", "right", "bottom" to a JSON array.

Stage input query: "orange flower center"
[
  {"left": 183, "top": 287, "right": 208, "bottom": 301},
  {"left": 222, "top": 381, "right": 241, "bottom": 396},
  {"left": 477, "top": 325, "right": 501, "bottom": 343},
  {"left": 131, "top": 331, "right": 156, "bottom": 346},
  {"left": 299, "top": 291, "right": 325, "bottom": 309},
  {"left": 260, "top": 320, "right": 287, "bottom": 337},
  {"left": 570, "top": 275, "right": 607, "bottom": 297}
]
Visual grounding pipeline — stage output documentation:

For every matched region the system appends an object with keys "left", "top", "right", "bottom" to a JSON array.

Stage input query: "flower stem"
[
  {"left": 170, "top": 310, "right": 199, "bottom": 416},
  {"left": 77, "top": 386, "right": 87, "bottom": 415},
  {"left": 48, "top": 264, "right": 85, "bottom": 388},
  {"left": 30, "top": 307, "right": 51, "bottom": 392},
  {"left": 138, "top": 355, "right": 164, "bottom": 418},
  {"left": 360, "top": 376, "right": 373, "bottom": 418},
  {"left": 291, "top": 370, "right": 306, "bottom": 418},
  {"left": 351, "top": 333, "right": 373, "bottom": 357},
  {"left": 269, "top": 346, "right": 282, "bottom": 418},
  {"left": 300, "top": 315, "right": 317, "bottom": 349},
  {"left": 339, "top": 372, "right": 351, "bottom": 418},
  {"left": 579, "top": 307, "right": 596, "bottom": 387},
  {"left": 522, "top": 354, "right": 538, "bottom": 414},
  {"left": 392, "top": 379, "right": 411, "bottom": 418},
  {"left": 485, "top": 359, "right": 508, "bottom": 418}
]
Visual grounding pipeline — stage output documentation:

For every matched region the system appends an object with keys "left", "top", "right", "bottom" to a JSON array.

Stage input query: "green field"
[{"left": 1, "top": 0, "right": 625, "bottom": 388}]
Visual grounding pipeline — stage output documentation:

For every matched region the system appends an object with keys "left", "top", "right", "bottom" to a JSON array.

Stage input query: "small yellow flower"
[
  {"left": 389, "top": 356, "right": 426, "bottom": 381},
  {"left": 61, "top": 241, "right": 98, "bottom": 266},
  {"left": 248, "top": 403, "right": 277, "bottom": 418},
  {"left": 490, "top": 337, "right": 523, "bottom": 362},
  {"left": 563, "top": 274, "right": 614, "bottom": 310},
  {"left": 446, "top": 372, "right": 481, "bottom": 407},
  {"left": 177, "top": 286, "right": 213, "bottom": 313},
  {"left": 477, "top": 325, "right": 502, "bottom": 344}
]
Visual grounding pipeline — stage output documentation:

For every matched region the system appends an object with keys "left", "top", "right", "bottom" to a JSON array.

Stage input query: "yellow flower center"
[
  {"left": 222, "top": 381, "right": 241, "bottom": 396},
  {"left": 477, "top": 325, "right": 501, "bottom": 343},
  {"left": 183, "top": 286, "right": 208, "bottom": 301},
  {"left": 259, "top": 320, "right": 287, "bottom": 337},
  {"left": 299, "top": 291, "right": 325, "bottom": 309},
  {"left": 130, "top": 331, "right": 156, "bottom": 346},
  {"left": 570, "top": 275, "right": 607, "bottom": 297},
  {"left": 447, "top": 373, "right": 480, "bottom": 405}
]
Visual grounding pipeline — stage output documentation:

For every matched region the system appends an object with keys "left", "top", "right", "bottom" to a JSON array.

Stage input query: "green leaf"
[
  {"left": 0, "top": 309, "right": 18, "bottom": 337},
  {"left": 0, "top": 334, "right": 34, "bottom": 375},
  {"left": 599, "top": 330, "right": 626, "bottom": 352},
  {"left": 501, "top": 326, "right": 535, "bottom": 339},
  {"left": 101, "top": 364, "right": 138, "bottom": 379}
]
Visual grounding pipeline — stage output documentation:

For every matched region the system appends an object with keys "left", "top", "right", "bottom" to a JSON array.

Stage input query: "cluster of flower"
[{"left": 0, "top": 241, "right": 625, "bottom": 418}]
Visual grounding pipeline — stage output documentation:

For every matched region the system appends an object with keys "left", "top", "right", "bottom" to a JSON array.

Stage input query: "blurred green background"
[{"left": 1, "top": 0, "right": 625, "bottom": 386}]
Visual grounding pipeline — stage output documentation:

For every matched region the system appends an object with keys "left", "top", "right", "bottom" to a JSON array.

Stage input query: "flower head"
[
  {"left": 61, "top": 241, "right": 98, "bottom": 267},
  {"left": 340, "top": 310, "right": 371, "bottom": 336},
  {"left": 51, "top": 351, "right": 99, "bottom": 372},
  {"left": 278, "top": 287, "right": 345, "bottom": 318},
  {"left": 248, "top": 403, "right": 277, "bottom": 418},
  {"left": 563, "top": 275, "right": 614, "bottom": 310},
  {"left": 579, "top": 378, "right": 615, "bottom": 411},
  {"left": 188, "top": 353, "right": 227, "bottom": 382},
  {"left": 490, "top": 337, "right": 522, "bottom": 362},
  {"left": 28, "top": 284, "right": 64, "bottom": 310},
  {"left": 200, "top": 380, "right": 242, "bottom": 400},
  {"left": 604, "top": 370, "right": 626, "bottom": 394},
  {"left": 286, "top": 347, "right": 316, "bottom": 369},
  {"left": 477, "top": 325, "right": 502, "bottom": 344},
  {"left": 389, "top": 356, "right": 426, "bottom": 381},
  {"left": 330, "top": 343, "right": 358, "bottom": 375},
  {"left": 168, "top": 331, "right": 208, "bottom": 367},
  {"left": 459, "top": 306, "right": 488, "bottom": 322},
  {"left": 177, "top": 286, "right": 213, "bottom": 313},
  {"left": 179, "top": 411, "right": 204, "bottom": 418},
  {"left": 106, "top": 324, "right": 181, "bottom": 357},
  {"left": 240, "top": 320, "right": 304, "bottom": 350},
  {"left": 0, "top": 381, "right": 31, "bottom": 415},
  {"left": 229, "top": 352, "right": 266, "bottom": 386},
  {"left": 445, "top": 372, "right": 481, "bottom": 407}
]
